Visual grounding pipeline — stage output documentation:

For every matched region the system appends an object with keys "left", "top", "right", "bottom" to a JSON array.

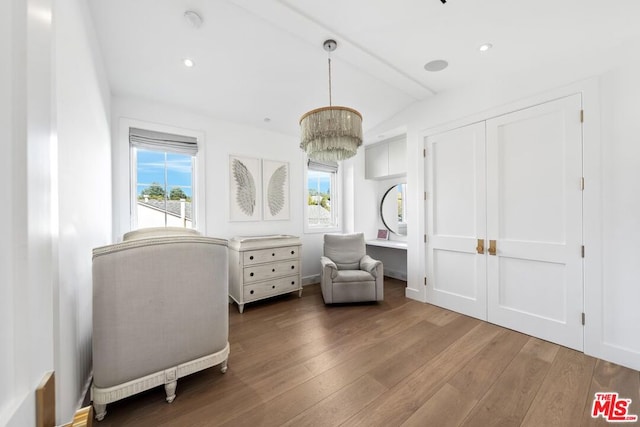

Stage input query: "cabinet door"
[
  {"left": 426, "top": 122, "right": 487, "bottom": 320},
  {"left": 486, "top": 94, "right": 583, "bottom": 351},
  {"left": 365, "top": 143, "right": 388, "bottom": 179},
  {"left": 388, "top": 138, "right": 407, "bottom": 176}
]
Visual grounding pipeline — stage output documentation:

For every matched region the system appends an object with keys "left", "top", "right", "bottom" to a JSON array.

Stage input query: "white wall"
[
  {"left": 53, "top": 0, "right": 112, "bottom": 422},
  {"left": 0, "top": 0, "right": 111, "bottom": 424},
  {"left": 588, "top": 60, "right": 640, "bottom": 369},
  {"left": 359, "top": 40, "right": 640, "bottom": 370},
  {"left": 0, "top": 0, "right": 13, "bottom": 419},
  {"left": 111, "top": 97, "right": 326, "bottom": 282},
  {"left": 1, "top": 0, "right": 55, "bottom": 424}
]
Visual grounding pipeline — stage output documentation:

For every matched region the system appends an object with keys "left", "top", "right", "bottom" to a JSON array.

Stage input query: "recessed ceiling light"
[
  {"left": 183, "top": 58, "right": 194, "bottom": 68},
  {"left": 479, "top": 43, "right": 493, "bottom": 52},
  {"left": 424, "top": 59, "right": 448, "bottom": 72}
]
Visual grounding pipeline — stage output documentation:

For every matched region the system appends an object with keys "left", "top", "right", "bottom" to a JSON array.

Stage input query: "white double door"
[{"left": 425, "top": 94, "right": 584, "bottom": 351}]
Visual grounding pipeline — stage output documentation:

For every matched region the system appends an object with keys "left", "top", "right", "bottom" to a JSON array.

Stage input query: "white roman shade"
[
  {"left": 129, "top": 127, "right": 198, "bottom": 155},
  {"left": 307, "top": 159, "right": 338, "bottom": 172}
]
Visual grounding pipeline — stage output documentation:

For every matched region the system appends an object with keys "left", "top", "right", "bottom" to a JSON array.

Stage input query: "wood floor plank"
[
  {"left": 447, "top": 329, "right": 530, "bottom": 400},
  {"left": 302, "top": 302, "right": 446, "bottom": 377},
  {"left": 400, "top": 383, "right": 479, "bottom": 427},
  {"left": 344, "top": 322, "right": 503, "bottom": 427},
  {"left": 459, "top": 337, "right": 559, "bottom": 427},
  {"left": 282, "top": 375, "right": 388, "bottom": 427},
  {"left": 424, "top": 304, "right": 463, "bottom": 326},
  {"left": 521, "top": 347, "right": 596, "bottom": 427},
  {"left": 218, "top": 319, "right": 443, "bottom": 427},
  {"left": 93, "top": 280, "right": 640, "bottom": 427},
  {"left": 368, "top": 314, "right": 480, "bottom": 389}
]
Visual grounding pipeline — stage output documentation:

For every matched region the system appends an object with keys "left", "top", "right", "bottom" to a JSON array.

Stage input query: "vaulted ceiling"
[{"left": 89, "top": 0, "right": 640, "bottom": 140}]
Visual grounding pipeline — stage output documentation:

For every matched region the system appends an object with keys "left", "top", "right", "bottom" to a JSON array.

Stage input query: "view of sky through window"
[{"left": 136, "top": 149, "right": 193, "bottom": 197}]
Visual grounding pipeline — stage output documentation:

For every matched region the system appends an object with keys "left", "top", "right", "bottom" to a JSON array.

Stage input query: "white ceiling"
[{"left": 88, "top": 0, "right": 640, "bottom": 139}]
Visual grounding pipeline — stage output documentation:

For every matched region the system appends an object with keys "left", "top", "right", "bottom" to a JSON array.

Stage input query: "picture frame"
[
  {"left": 377, "top": 229, "right": 389, "bottom": 240},
  {"left": 229, "top": 155, "right": 262, "bottom": 221},
  {"left": 262, "top": 159, "right": 290, "bottom": 221}
]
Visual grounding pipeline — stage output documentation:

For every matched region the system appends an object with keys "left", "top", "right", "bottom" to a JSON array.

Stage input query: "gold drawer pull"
[{"left": 476, "top": 239, "right": 484, "bottom": 254}]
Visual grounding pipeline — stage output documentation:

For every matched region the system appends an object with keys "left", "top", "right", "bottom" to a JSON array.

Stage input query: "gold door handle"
[
  {"left": 488, "top": 240, "right": 497, "bottom": 256},
  {"left": 476, "top": 239, "right": 484, "bottom": 254}
]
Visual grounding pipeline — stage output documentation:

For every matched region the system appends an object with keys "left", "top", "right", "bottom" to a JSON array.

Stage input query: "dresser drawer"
[
  {"left": 243, "top": 275, "right": 300, "bottom": 301},
  {"left": 243, "top": 245, "right": 299, "bottom": 265},
  {"left": 244, "top": 260, "right": 299, "bottom": 283}
]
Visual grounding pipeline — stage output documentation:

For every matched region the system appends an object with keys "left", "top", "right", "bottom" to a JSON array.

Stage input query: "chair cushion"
[
  {"left": 333, "top": 269, "right": 375, "bottom": 283},
  {"left": 324, "top": 233, "right": 366, "bottom": 270}
]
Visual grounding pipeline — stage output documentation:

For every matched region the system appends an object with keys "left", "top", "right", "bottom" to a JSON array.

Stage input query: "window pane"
[
  {"left": 136, "top": 149, "right": 165, "bottom": 199},
  {"left": 135, "top": 148, "right": 194, "bottom": 229},
  {"left": 307, "top": 169, "right": 335, "bottom": 227}
]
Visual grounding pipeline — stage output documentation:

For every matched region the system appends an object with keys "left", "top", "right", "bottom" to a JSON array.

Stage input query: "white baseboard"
[
  {"left": 384, "top": 269, "right": 407, "bottom": 281},
  {"left": 405, "top": 286, "right": 424, "bottom": 302},
  {"left": 302, "top": 275, "right": 320, "bottom": 285}
]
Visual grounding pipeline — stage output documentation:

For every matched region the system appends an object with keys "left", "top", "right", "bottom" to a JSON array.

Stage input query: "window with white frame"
[
  {"left": 305, "top": 159, "right": 339, "bottom": 231},
  {"left": 130, "top": 127, "right": 198, "bottom": 229}
]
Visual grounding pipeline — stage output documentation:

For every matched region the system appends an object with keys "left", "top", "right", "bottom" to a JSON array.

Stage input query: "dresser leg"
[
  {"left": 298, "top": 289, "right": 302, "bottom": 297},
  {"left": 221, "top": 359, "right": 228, "bottom": 373},
  {"left": 238, "top": 303, "right": 244, "bottom": 314}
]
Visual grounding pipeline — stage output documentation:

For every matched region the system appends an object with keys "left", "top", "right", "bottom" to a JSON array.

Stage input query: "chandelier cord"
[{"left": 328, "top": 57, "right": 332, "bottom": 107}]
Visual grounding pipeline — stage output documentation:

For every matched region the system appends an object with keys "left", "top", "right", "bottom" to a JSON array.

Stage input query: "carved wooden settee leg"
[
  {"left": 93, "top": 403, "right": 107, "bottom": 421},
  {"left": 165, "top": 380, "right": 177, "bottom": 403},
  {"left": 165, "top": 367, "right": 177, "bottom": 403},
  {"left": 221, "top": 359, "right": 228, "bottom": 373}
]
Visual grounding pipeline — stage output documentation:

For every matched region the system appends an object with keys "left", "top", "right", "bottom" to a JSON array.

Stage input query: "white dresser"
[{"left": 228, "top": 235, "right": 302, "bottom": 313}]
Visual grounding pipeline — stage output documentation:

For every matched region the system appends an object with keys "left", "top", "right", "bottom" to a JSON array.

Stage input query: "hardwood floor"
[{"left": 96, "top": 279, "right": 639, "bottom": 426}]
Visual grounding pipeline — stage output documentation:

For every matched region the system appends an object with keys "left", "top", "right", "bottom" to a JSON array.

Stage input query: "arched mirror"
[{"left": 380, "top": 183, "right": 407, "bottom": 236}]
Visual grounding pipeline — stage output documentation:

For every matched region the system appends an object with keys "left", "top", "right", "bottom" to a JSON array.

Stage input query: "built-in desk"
[
  {"left": 365, "top": 239, "right": 407, "bottom": 250},
  {"left": 366, "top": 239, "right": 407, "bottom": 281}
]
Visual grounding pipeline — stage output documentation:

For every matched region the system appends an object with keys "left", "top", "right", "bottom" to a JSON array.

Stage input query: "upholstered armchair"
[{"left": 320, "top": 233, "right": 384, "bottom": 304}]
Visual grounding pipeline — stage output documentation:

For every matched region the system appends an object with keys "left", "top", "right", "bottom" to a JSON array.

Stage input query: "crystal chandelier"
[{"left": 299, "top": 40, "right": 363, "bottom": 162}]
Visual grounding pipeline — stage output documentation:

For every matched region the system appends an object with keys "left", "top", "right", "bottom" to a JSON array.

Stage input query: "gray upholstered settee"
[
  {"left": 320, "top": 233, "right": 384, "bottom": 304},
  {"left": 91, "top": 227, "right": 229, "bottom": 421}
]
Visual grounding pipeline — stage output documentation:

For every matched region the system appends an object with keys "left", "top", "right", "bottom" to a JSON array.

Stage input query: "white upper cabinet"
[{"left": 365, "top": 135, "right": 407, "bottom": 180}]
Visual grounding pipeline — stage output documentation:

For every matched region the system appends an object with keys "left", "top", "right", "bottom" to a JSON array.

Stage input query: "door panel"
[
  {"left": 426, "top": 122, "right": 487, "bottom": 320},
  {"left": 433, "top": 250, "right": 480, "bottom": 300},
  {"left": 486, "top": 94, "right": 583, "bottom": 351},
  {"left": 498, "top": 257, "right": 566, "bottom": 322}
]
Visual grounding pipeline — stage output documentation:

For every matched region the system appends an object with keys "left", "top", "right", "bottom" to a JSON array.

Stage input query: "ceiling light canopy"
[
  {"left": 183, "top": 58, "right": 194, "bottom": 67},
  {"left": 299, "top": 39, "right": 363, "bottom": 162}
]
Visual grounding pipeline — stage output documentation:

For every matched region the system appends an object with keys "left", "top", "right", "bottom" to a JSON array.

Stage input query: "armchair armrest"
[
  {"left": 321, "top": 256, "right": 338, "bottom": 279},
  {"left": 360, "top": 255, "right": 382, "bottom": 278}
]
